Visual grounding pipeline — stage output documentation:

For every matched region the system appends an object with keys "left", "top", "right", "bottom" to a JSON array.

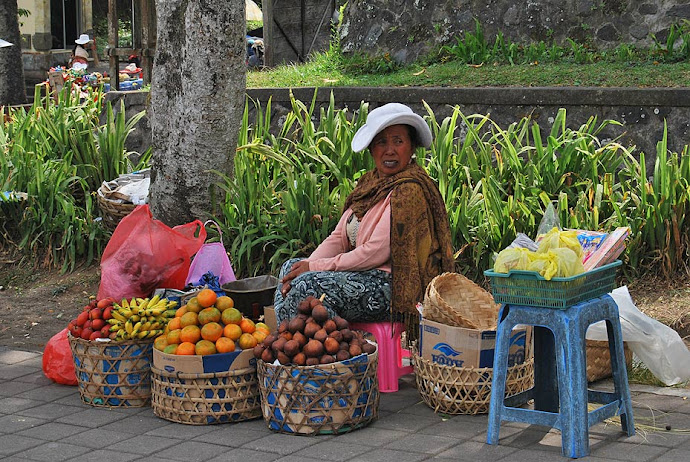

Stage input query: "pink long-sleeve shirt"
[{"left": 307, "top": 193, "right": 392, "bottom": 273}]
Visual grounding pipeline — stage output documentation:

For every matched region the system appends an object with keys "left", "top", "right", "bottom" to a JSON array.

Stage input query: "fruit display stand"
[
  {"left": 413, "top": 349, "right": 534, "bottom": 415},
  {"left": 150, "top": 348, "right": 261, "bottom": 425},
  {"left": 257, "top": 348, "right": 379, "bottom": 435},
  {"left": 68, "top": 334, "right": 154, "bottom": 407}
]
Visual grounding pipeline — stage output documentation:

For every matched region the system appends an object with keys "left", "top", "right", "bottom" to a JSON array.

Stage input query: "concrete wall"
[
  {"left": 340, "top": 0, "right": 690, "bottom": 64},
  {"left": 109, "top": 87, "right": 690, "bottom": 173}
]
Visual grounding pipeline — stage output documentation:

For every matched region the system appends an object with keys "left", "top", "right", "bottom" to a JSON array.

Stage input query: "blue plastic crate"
[{"left": 484, "top": 260, "right": 621, "bottom": 309}]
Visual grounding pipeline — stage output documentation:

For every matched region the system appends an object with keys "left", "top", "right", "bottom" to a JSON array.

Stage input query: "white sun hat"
[
  {"left": 75, "top": 34, "right": 91, "bottom": 45},
  {"left": 351, "top": 103, "right": 433, "bottom": 153}
]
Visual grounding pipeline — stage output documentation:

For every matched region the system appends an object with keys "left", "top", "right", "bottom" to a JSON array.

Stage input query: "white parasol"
[
  {"left": 246, "top": 0, "right": 263, "bottom": 21},
  {"left": 0, "top": 39, "right": 14, "bottom": 48}
]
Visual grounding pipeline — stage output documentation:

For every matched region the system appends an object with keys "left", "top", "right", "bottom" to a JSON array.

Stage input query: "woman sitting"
[
  {"left": 69, "top": 34, "right": 99, "bottom": 70},
  {"left": 274, "top": 103, "right": 455, "bottom": 331}
]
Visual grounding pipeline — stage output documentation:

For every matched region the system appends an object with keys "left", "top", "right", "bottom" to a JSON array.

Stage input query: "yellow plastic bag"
[
  {"left": 493, "top": 247, "right": 532, "bottom": 273},
  {"left": 544, "top": 248, "right": 585, "bottom": 279},
  {"left": 536, "top": 227, "right": 584, "bottom": 259}
]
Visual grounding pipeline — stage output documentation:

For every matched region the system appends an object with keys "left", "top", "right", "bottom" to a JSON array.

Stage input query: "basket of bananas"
[{"left": 67, "top": 295, "right": 178, "bottom": 407}]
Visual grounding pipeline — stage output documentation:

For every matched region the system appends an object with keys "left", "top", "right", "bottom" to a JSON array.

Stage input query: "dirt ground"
[{"left": 0, "top": 252, "right": 688, "bottom": 353}]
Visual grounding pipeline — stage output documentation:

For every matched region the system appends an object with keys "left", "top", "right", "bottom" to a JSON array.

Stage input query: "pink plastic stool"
[{"left": 350, "top": 321, "right": 414, "bottom": 392}]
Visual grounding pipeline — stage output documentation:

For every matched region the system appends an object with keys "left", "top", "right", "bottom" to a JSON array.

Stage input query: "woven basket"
[
  {"left": 150, "top": 366, "right": 261, "bottom": 425},
  {"left": 68, "top": 334, "right": 153, "bottom": 407},
  {"left": 586, "top": 339, "right": 633, "bottom": 383},
  {"left": 257, "top": 350, "right": 379, "bottom": 435},
  {"left": 423, "top": 272, "right": 500, "bottom": 330},
  {"left": 96, "top": 169, "right": 150, "bottom": 230},
  {"left": 413, "top": 349, "right": 534, "bottom": 415}
]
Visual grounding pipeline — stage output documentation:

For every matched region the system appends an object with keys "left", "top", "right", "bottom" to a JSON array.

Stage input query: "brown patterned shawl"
[{"left": 344, "top": 163, "right": 455, "bottom": 338}]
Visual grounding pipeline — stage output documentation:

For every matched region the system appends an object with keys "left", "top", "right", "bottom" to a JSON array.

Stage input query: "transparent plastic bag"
[
  {"left": 536, "top": 202, "right": 561, "bottom": 241},
  {"left": 587, "top": 286, "right": 690, "bottom": 386}
]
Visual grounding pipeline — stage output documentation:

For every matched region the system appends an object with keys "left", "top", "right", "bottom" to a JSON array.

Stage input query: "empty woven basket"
[{"left": 423, "top": 272, "right": 500, "bottom": 330}]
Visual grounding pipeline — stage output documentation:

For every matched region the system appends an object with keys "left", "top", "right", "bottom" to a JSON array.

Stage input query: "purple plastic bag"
[{"left": 185, "top": 221, "right": 236, "bottom": 286}]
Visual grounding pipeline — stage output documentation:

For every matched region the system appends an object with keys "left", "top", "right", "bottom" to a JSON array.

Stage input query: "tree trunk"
[
  {"left": 149, "top": 0, "right": 246, "bottom": 226},
  {"left": 0, "top": 0, "right": 27, "bottom": 106}
]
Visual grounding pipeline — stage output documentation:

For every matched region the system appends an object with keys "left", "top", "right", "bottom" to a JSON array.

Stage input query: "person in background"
[
  {"left": 69, "top": 34, "right": 99, "bottom": 70},
  {"left": 274, "top": 103, "right": 455, "bottom": 334}
]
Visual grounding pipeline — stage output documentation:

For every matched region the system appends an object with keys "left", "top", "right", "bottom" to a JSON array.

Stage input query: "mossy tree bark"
[
  {"left": 149, "top": 0, "right": 245, "bottom": 226},
  {"left": 0, "top": 0, "right": 27, "bottom": 106}
]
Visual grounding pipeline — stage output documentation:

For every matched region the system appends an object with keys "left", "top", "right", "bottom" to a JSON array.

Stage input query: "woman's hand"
[{"left": 280, "top": 260, "right": 310, "bottom": 296}]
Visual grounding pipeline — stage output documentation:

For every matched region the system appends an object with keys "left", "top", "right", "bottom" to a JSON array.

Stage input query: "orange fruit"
[
  {"left": 223, "top": 323, "right": 242, "bottom": 341},
  {"left": 201, "top": 322, "right": 223, "bottom": 342},
  {"left": 255, "top": 322, "right": 271, "bottom": 332},
  {"left": 221, "top": 307, "right": 242, "bottom": 325},
  {"left": 240, "top": 318, "right": 256, "bottom": 334},
  {"left": 215, "top": 296, "right": 234, "bottom": 312},
  {"left": 180, "top": 311, "right": 199, "bottom": 328},
  {"left": 197, "top": 288, "right": 217, "bottom": 308},
  {"left": 180, "top": 325, "right": 201, "bottom": 344},
  {"left": 215, "top": 337, "right": 236, "bottom": 353},
  {"left": 195, "top": 339, "right": 217, "bottom": 356},
  {"left": 186, "top": 297, "right": 202, "bottom": 313},
  {"left": 238, "top": 332, "right": 258, "bottom": 350},
  {"left": 167, "top": 317, "right": 182, "bottom": 331},
  {"left": 163, "top": 344, "right": 178, "bottom": 355},
  {"left": 252, "top": 330, "right": 268, "bottom": 344},
  {"left": 175, "top": 306, "right": 188, "bottom": 318},
  {"left": 176, "top": 342, "right": 196, "bottom": 355},
  {"left": 166, "top": 328, "right": 182, "bottom": 345},
  {"left": 198, "top": 307, "right": 221, "bottom": 325},
  {"left": 154, "top": 335, "right": 169, "bottom": 351}
]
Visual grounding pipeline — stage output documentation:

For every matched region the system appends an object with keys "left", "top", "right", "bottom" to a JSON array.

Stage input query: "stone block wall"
[{"left": 340, "top": 0, "right": 690, "bottom": 64}]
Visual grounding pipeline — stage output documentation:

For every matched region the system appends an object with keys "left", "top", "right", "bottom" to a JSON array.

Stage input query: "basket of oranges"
[{"left": 150, "top": 288, "right": 267, "bottom": 424}]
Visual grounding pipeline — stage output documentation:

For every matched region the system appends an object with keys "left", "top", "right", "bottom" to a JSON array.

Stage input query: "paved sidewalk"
[{"left": 1, "top": 346, "right": 689, "bottom": 462}]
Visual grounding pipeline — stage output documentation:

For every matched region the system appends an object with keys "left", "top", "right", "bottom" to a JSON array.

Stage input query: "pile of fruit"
[
  {"left": 253, "top": 295, "right": 376, "bottom": 366},
  {"left": 154, "top": 288, "right": 271, "bottom": 356},
  {"left": 67, "top": 295, "right": 177, "bottom": 341}
]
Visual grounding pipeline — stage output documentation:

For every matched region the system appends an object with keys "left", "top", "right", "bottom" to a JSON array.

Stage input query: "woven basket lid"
[{"left": 423, "top": 272, "right": 499, "bottom": 330}]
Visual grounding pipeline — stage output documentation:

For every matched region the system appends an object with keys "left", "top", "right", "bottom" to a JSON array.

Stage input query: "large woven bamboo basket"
[
  {"left": 257, "top": 350, "right": 379, "bottom": 435},
  {"left": 96, "top": 169, "right": 150, "bottom": 230},
  {"left": 413, "top": 349, "right": 534, "bottom": 415},
  {"left": 423, "top": 272, "right": 500, "bottom": 329},
  {"left": 150, "top": 366, "right": 261, "bottom": 425},
  {"left": 586, "top": 339, "right": 633, "bottom": 383},
  {"left": 68, "top": 334, "right": 153, "bottom": 407}
]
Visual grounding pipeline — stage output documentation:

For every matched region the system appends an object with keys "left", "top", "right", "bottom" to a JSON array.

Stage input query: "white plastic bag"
[{"left": 586, "top": 286, "right": 690, "bottom": 386}]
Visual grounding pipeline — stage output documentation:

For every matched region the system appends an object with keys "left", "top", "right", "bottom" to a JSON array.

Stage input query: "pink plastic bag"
[
  {"left": 42, "top": 328, "right": 77, "bottom": 386},
  {"left": 97, "top": 205, "right": 206, "bottom": 301},
  {"left": 185, "top": 220, "right": 236, "bottom": 286}
]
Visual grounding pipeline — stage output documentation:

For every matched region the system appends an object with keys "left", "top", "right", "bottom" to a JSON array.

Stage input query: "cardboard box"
[
  {"left": 263, "top": 305, "right": 277, "bottom": 332},
  {"left": 153, "top": 347, "right": 256, "bottom": 374},
  {"left": 419, "top": 318, "right": 530, "bottom": 368}
]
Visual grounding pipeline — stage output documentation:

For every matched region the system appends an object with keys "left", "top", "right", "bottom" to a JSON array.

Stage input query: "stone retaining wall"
[
  {"left": 340, "top": 1, "right": 690, "bottom": 64},
  {"left": 110, "top": 86, "right": 690, "bottom": 173}
]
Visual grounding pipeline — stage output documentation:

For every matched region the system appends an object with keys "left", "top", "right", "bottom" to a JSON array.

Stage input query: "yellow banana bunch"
[{"left": 109, "top": 296, "right": 179, "bottom": 340}]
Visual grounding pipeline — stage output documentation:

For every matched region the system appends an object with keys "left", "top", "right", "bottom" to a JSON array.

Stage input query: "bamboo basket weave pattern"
[
  {"left": 586, "top": 339, "right": 633, "bottom": 383},
  {"left": 68, "top": 334, "right": 153, "bottom": 407},
  {"left": 413, "top": 349, "right": 534, "bottom": 415},
  {"left": 151, "top": 366, "right": 261, "bottom": 425},
  {"left": 257, "top": 351, "right": 379, "bottom": 435},
  {"left": 423, "top": 272, "right": 500, "bottom": 329},
  {"left": 97, "top": 169, "right": 150, "bottom": 230}
]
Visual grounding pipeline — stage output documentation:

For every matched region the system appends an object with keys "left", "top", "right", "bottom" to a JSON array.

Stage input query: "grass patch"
[{"left": 248, "top": 59, "right": 690, "bottom": 89}]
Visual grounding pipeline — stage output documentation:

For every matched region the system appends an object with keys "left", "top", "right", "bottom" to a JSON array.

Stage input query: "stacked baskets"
[
  {"left": 416, "top": 272, "right": 534, "bottom": 415},
  {"left": 68, "top": 334, "right": 154, "bottom": 407}
]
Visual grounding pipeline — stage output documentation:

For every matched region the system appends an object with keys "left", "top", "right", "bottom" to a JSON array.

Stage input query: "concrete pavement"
[{"left": 1, "top": 346, "right": 689, "bottom": 461}]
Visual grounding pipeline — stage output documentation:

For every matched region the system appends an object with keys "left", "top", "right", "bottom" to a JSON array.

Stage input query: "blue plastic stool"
[{"left": 486, "top": 295, "right": 635, "bottom": 458}]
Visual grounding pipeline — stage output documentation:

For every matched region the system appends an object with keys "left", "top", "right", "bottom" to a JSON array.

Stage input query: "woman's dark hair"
[{"left": 405, "top": 125, "right": 421, "bottom": 150}]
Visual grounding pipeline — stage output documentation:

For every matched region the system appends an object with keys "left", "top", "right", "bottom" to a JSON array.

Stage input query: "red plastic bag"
[
  {"left": 97, "top": 205, "right": 206, "bottom": 301},
  {"left": 42, "top": 328, "right": 77, "bottom": 385}
]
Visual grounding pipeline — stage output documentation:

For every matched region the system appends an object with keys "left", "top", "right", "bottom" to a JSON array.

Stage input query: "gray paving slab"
[
  {"left": 192, "top": 422, "right": 273, "bottom": 447},
  {"left": 240, "top": 432, "right": 327, "bottom": 455},
  {"left": 382, "top": 432, "right": 460, "bottom": 454},
  {"left": 60, "top": 427, "right": 133, "bottom": 448},
  {"left": 206, "top": 447, "right": 282, "bottom": 462},
  {"left": 15, "top": 401, "right": 84, "bottom": 420},
  {"left": 0, "top": 380, "right": 42, "bottom": 397},
  {"left": 153, "top": 440, "right": 237, "bottom": 461},
  {"left": 14, "top": 421, "right": 89, "bottom": 441},
  {"left": 11, "top": 441, "right": 92, "bottom": 461},
  {"left": 0, "top": 349, "right": 41, "bottom": 365},
  {"left": 0, "top": 433, "right": 43, "bottom": 457},
  {"left": 0, "top": 396, "right": 42, "bottom": 414},
  {"left": 347, "top": 447, "right": 429, "bottom": 462},
  {"left": 54, "top": 406, "right": 141, "bottom": 427},
  {"left": 291, "top": 439, "right": 376, "bottom": 461},
  {"left": 588, "top": 441, "right": 671, "bottom": 461},
  {"left": 16, "top": 383, "right": 81, "bottom": 401},
  {"left": 105, "top": 434, "right": 183, "bottom": 455},
  {"left": 98, "top": 414, "right": 173, "bottom": 434},
  {"left": 433, "top": 439, "right": 519, "bottom": 461},
  {"left": 66, "top": 448, "right": 142, "bottom": 462}
]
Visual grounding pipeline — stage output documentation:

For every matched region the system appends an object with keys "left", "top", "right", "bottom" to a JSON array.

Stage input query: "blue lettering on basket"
[{"left": 424, "top": 325, "right": 440, "bottom": 335}]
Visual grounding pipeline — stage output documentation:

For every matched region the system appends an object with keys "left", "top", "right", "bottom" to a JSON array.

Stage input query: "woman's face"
[{"left": 369, "top": 124, "right": 415, "bottom": 177}]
